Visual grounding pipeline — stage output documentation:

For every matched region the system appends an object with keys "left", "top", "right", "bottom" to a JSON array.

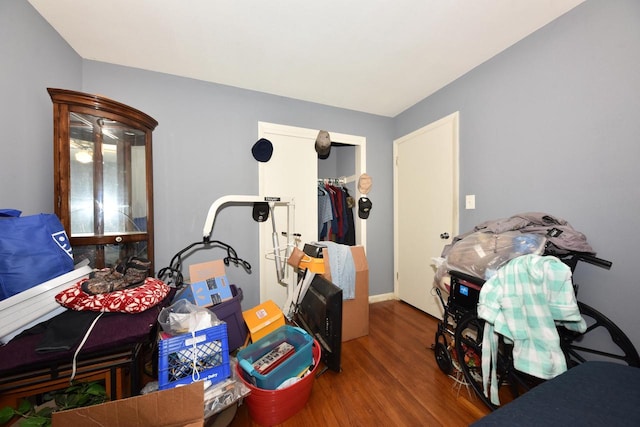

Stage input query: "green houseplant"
[{"left": 0, "top": 381, "right": 108, "bottom": 427}]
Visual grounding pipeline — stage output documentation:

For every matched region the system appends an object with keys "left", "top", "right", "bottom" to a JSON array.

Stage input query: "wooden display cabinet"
[{"left": 48, "top": 88, "right": 158, "bottom": 273}]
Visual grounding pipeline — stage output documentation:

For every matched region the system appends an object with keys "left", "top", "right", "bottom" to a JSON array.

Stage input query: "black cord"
[{"left": 157, "top": 239, "right": 251, "bottom": 288}]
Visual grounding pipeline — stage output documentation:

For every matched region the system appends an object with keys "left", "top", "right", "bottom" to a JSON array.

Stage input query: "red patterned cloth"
[{"left": 56, "top": 277, "right": 171, "bottom": 313}]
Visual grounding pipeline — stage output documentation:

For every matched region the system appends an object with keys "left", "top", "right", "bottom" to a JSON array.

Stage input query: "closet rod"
[{"left": 318, "top": 177, "right": 347, "bottom": 186}]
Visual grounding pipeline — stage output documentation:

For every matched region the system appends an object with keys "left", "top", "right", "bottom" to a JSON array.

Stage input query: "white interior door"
[
  {"left": 394, "top": 112, "right": 459, "bottom": 319},
  {"left": 258, "top": 122, "right": 367, "bottom": 311},
  {"left": 258, "top": 123, "right": 317, "bottom": 308}
]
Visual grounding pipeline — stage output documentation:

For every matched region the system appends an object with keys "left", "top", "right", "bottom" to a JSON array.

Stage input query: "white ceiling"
[{"left": 28, "top": 0, "right": 584, "bottom": 117}]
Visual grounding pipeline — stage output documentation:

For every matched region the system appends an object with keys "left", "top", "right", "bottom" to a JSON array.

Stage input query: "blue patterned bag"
[{"left": 0, "top": 209, "right": 74, "bottom": 300}]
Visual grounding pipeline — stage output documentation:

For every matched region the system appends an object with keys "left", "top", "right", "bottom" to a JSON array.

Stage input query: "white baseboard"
[{"left": 368, "top": 293, "right": 397, "bottom": 303}]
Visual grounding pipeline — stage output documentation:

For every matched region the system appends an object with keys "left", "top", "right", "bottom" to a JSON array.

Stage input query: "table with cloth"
[{"left": 0, "top": 288, "right": 173, "bottom": 409}]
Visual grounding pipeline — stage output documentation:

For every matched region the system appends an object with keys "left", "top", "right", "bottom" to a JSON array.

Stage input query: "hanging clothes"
[
  {"left": 317, "top": 180, "right": 355, "bottom": 244},
  {"left": 343, "top": 188, "right": 356, "bottom": 246},
  {"left": 331, "top": 184, "right": 345, "bottom": 242},
  {"left": 319, "top": 183, "right": 337, "bottom": 240},
  {"left": 326, "top": 184, "right": 339, "bottom": 240},
  {"left": 318, "top": 184, "right": 333, "bottom": 238}
]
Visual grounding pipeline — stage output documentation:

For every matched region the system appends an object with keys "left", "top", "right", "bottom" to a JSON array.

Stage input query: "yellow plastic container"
[{"left": 242, "top": 300, "right": 285, "bottom": 343}]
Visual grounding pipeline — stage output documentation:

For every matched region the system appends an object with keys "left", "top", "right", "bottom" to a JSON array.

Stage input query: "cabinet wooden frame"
[{"left": 48, "top": 88, "right": 158, "bottom": 273}]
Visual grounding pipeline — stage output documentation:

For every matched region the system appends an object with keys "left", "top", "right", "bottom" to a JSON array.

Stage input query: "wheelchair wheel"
[
  {"left": 434, "top": 332, "right": 453, "bottom": 375},
  {"left": 454, "top": 311, "right": 537, "bottom": 410},
  {"left": 559, "top": 301, "right": 640, "bottom": 367}
]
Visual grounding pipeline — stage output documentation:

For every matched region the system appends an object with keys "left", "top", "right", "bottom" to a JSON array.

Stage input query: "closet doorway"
[
  {"left": 257, "top": 122, "right": 366, "bottom": 307},
  {"left": 394, "top": 112, "right": 459, "bottom": 319}
]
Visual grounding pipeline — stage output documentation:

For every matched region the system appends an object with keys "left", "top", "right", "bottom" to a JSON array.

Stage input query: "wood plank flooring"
[{"left": 228, "top": 300, "right": 490, "bottom": 426}]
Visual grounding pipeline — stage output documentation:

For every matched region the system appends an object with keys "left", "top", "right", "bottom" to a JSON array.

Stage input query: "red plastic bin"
[{"left": 236, "top": 339, "right": 321, "bottom": 426}]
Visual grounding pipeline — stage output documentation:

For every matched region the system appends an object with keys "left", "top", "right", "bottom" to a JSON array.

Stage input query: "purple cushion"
[{"left": 0, "top": 290, "right": 174, "bottom": 375}]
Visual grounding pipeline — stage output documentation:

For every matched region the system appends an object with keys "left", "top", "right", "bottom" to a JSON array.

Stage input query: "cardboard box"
[
  {"left": 175, "top": 260, "right": 233, "bottom": 307},
  {"left": 322, "top": 245, "right": 369, "bottom": 341},
  {"left": 52, "top": 381, "right": 204, "bottom": 427},
  {"left": 242, "top": 300, "right": 285, "bottom": 343}
]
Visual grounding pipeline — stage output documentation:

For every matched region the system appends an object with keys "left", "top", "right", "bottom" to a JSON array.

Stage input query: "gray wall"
[
  {"left": 0, "top": 0, "right": 81, "bottom": 213},
  {"left": 0, "top": 1, "right": 394, "bottom": 311},
  {"left": 396, "top": 0, "right": 640, "bottom": 348},
  {"left": 79, "top": 62, "right": 393, "bottom": 310},
  {"left": 3, "top": 0, "right": 639, "bottom": 350}
]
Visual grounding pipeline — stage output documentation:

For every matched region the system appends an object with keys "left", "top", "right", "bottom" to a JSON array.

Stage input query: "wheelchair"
[{"left": 433, "top": 251, "right": 640, "bottom": 411}]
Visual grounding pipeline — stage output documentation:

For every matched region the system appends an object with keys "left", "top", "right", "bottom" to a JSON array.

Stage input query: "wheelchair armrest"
[{"left": 448, "top": 270, "right": 486, "bottom": 286}]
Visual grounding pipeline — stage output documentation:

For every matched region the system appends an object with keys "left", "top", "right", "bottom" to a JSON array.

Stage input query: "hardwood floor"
[{"left": 228, "top": 300, "right": 490, "bottom": 426}]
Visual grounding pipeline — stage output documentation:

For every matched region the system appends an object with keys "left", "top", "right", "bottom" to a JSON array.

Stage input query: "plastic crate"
[
  {"left": 158, "top": 323, "right": 230, "bottom": 390},
  {"left": 209, "top": 285, "right": 248, "bottom": 351},
  {"left": 237, "top": 325, "right": 313, "bottom": 390}
]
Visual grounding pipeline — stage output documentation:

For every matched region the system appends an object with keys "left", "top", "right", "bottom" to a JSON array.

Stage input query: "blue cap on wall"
[{"left": 252, "top": 138, "right": 273, "bottom": 162}]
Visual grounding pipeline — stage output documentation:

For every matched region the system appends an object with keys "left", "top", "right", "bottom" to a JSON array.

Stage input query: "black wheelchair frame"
[{"left": 433, "top": 251, "right": 640, "bottom": 411}]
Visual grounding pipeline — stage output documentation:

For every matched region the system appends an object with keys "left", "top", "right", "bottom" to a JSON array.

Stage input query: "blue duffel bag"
[{"left": 0, "top": 209, "right": 74, "bottom": 301}]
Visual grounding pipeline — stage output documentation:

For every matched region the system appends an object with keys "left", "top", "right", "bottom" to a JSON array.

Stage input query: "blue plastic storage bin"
[
  {"left": 237, "top": 325, "right": 313, "bottom": 390},
  {"left": 158, "top": 323, "right": 230, "bottom": 390}
]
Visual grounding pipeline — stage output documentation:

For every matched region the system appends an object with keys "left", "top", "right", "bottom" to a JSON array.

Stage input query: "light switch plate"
[{"left": 465, "top": 195, "right": 476, "bottom": 210}]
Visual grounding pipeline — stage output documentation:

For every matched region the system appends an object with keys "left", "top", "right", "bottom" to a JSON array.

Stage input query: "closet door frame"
[{"left": 257, "top": 122, "right": 366, "bottom": 306}]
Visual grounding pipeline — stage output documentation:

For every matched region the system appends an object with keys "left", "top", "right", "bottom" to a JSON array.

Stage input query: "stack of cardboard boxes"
[{"left": 322, "top": 245, "right": 369, "bottom": 341}]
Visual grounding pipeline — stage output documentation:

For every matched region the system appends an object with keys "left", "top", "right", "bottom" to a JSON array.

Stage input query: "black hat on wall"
[
  {"left": 252, "top": 138, "right": 273, "bottom": 162},
  {"left": 358, "top": 197, "right": 372, "bottom": 219}
]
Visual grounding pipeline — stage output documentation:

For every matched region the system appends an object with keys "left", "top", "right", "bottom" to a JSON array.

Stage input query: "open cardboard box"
[
  {"left": 174, "top": 259, "right": 234, "bottom": 308},
  {"left": 52, "top": 382, "right": 204, "bottom": 427},
  {"left": 321, "top": 245, "right": 369, "bottom": 341}
]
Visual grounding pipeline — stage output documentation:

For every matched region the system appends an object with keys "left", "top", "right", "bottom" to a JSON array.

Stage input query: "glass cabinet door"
[{"left": 49, "top": 89, "right": 158, "bottom": 273}]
